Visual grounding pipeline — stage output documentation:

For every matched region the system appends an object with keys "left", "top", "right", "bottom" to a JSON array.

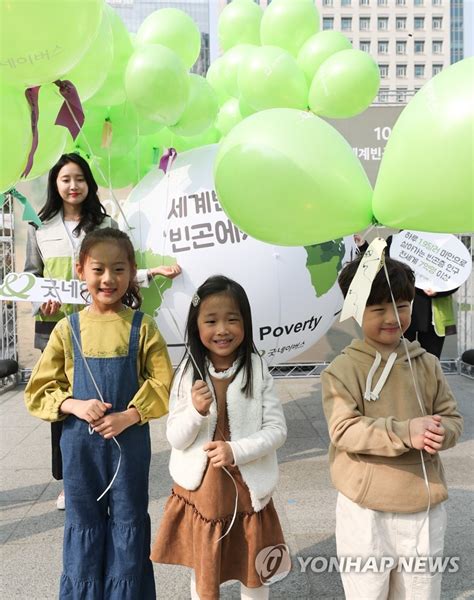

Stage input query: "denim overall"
[{"left": 60, "top": 311, "right": 155, "bottom": 600}]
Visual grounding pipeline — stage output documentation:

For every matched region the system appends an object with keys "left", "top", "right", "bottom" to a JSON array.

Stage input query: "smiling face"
[
  {"left": 197, "top": 292, "right": 245, "bottom": 370},
  {"left": 56, "top": 161, "right": 88, "bottom": 213},
  {"left": 362, "top": 298, "right": 412, "bottom": 353},
  {"left": 77, "top": 241, "right": 134, "bottom": 314}
]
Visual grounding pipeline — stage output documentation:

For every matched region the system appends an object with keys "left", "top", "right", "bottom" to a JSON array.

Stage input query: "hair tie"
[{"left": 192, "top": 293, "right": 200, "bottom": 307}]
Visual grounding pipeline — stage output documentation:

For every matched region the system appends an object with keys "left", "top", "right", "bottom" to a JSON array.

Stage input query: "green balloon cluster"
[
  {"left": 214, "top": 109, "right": 373, "bottom": 246},
  {"left": 170, "top": 75, "right": 218, "bottom": 137},
  {"left": 0, "top": 86, "right": 31, "bottom": 192}
]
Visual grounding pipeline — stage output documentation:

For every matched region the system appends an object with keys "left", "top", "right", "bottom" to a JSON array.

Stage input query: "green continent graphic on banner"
[
  {"left": 135, "top": 250, "right": 177, "bottom": 316},
  {"left": 305, "top": 239, "right": 346, "bottom": 297}
]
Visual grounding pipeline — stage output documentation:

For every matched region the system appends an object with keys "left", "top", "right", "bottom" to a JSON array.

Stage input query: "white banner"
[
  {"left": 390, "top": 230, "right": 472, "bottom": 292},
  {"left": 122, "top": 144, "right": 356, "bottom": 364},
  {"left": 0, "top": 273, "right": 87, "bottom": 304}
]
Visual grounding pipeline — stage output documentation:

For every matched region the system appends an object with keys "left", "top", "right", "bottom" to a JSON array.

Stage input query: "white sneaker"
[{"left": 56, "top": 490, "right": 65, "bottom": 510}]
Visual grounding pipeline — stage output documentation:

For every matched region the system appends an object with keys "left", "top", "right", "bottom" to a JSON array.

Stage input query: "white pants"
[
  {"left": 190, "top": 571, "right": 270, "bottom": 599},
  {"left": 336, "top": 493, "right": 447, "bottom": 600}
]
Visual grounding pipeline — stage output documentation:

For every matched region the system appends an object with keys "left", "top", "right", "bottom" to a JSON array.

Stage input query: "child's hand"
[
  {"left": 91, "top": 408, "right": 141, "bottom": 439},
  {"left": 192, "top": 380, "right": 212, "bottom": 415},
  {"left": 203, "top": 441, "right": 234, "bottom": 468},
  {"left": 409, "top": 414, "right": 445, "bottom": 454},
  {"left": 60, "top": 398, "right": 112, "bottom": 423}
]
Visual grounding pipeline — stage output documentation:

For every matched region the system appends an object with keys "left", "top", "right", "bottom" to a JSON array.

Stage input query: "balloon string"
[{"left": 381, "top": 259, "right": 431, "bottom": 556}]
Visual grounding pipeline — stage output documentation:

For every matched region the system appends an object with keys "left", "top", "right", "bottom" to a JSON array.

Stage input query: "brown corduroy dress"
[{"left": 151, "top": 376, "right": 286, "bottom": 600}]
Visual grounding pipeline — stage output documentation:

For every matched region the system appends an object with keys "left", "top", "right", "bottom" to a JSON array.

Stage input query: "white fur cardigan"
[{"left": 167, "top": 354, "right": 287, "bottom": 512}]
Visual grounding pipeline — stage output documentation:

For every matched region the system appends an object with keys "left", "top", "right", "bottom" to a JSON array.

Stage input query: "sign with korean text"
[
  {"left": 0, "top": 273, "right": 87, "bottom": 304},
  {"left": 390, "top": 230, "right": 471, "bottom": 292}
]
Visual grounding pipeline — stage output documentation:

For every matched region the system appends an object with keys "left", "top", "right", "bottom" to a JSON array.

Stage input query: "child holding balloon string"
[
  {"left": 321, "top": 252, "right": 463, "bottom": 600},
  {"left": 151, "top": 275, "right": 289, "bottom": 599},
  {"left": 25, "top": 227, "right": 173, "bottom": 599},
  {"left": 24, "top": 152, "right": 181, "bottom": 510}
]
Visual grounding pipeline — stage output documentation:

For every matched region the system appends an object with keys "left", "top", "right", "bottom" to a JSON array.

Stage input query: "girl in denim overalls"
[{"left": 25, "top": 228, "right": 173, "bottom": 599}]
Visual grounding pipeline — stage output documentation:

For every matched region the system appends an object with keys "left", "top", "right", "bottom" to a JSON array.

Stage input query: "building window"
[
  {"left": 378, "top": 17, "right": 389, "bottom": 30},
  {"left": 378, "top": 40, "right": 389, "bottom": 54},
  {"left": 414, "top": 17, "right": 425, "bottom": 29},
  {"left": 414, "top": 0, "right": 424, "bottom": 4},
  {"left": 433, "top": 40, "right": 443, "bottom": 53},
  {"left": 341, "top": 0, "right": 352, "bottom": 5},
  {"left": 360, "top": 17, "right": 370, "bottom": 30},
  {"left": 323, "top": 0, "right": 333, "bottom": 5},
  {"left": 396, "top": 41, "right": 407, "bottom": 54},
  {"left": 433, "top": 64, "right": 443, "bottom": 75},
  {"left": 396, "top": 64, "right": 407, "bottom": 77},
  {"left": 414, "top": 64, "right": 425, "bottom": 77},
  {"left": 379, "top": 64, "right": 389, "bottom": 78},
  {"left": 414, "top": 40, "right": 425, "bottom": 53},
  {"left": 323, "top": 17, "right": 334, "bottom": 30},
  {"left": 396, "top": 87, "right": 407, "bottom": 103},
  {"left": 432, "top": 0, "right": 442, "bottom": 5},
  {"left": 396, "top": 0, "right": 406, "bottom": 5},
  {"left": 396, "top": 17, "right": 407, "bottom": 30},
  {"left": 433, "top": 17, "right": 443, "bottom": 29},
  {"left": 360, "top": 0, "right": 370, "bottom": 5},
  {"left": 378, "top": 0, "right": 387, "bottom": 5},
  {"left": 341, "top": 17, "right": 352, "bottom": 31},
  {"left": 360, "top": 40, "right": 371, "bottom": 52},
  {"left": 378, "top": 88, "right": 389, "bottom": 102}
]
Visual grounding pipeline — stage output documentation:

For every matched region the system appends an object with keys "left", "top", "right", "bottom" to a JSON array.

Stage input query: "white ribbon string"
[{"left": 382, "top": 260, "right": 431, "bottom": 555}]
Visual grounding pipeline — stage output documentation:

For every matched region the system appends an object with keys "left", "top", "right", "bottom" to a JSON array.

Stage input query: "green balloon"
[
  {"left": 62, "top": 8, "right": 114, "bottom": 102},
  {"left": 206, "top": 58, "right": 231, "bottom": 106},
  {"left": 0, "top": 85, "right": 31, "bottom": 192},
  {"left": 260, "top": 0, "right": 320, "bottom": 57},
  {"left": 214, "top": 108, "right": 373, "bottom": 246},
  {"left": 218, "top": 0, "right": 262, "bottom": 51},
  {"left": 309, "top": 49, "right": 380, "bottom": 118},
  {"left": 215, "top": 99, "right": 243, "bottom": 137},
  {"left": 238, "top": 46, "right": 308, "bottom": 112},
  {"left": 77, "top": 103, "right": 137, "bottom": 159},
  {"left": 88, "top": 5, "right": 133, "bottom": 107},
  {"left": 373, "top": 58, "right": 474, "bottom": 233},
  {"left": 221, "top": 44, "right": 256, "bottom": 97},
  {"left": 297, "top": 31, "right": 352, "bottom": 84},
  {"left": 24, "top": 85, "right": 67, "bottom": 181},
  {"left": 125, "top": 44, "right": 190, "bottom": 126},
  {"left": 91, "top": 154, "right": 137, "bottom": 190},
  {"left": 170, "top": 74, "right": 218, "bottom": 137},
  {"left": 0, "top": 0, "right": 102, "bottom": 87},
  {"left": 239, "top": 97, "right": 256, "bottom": 118},
  {"left": 136, "top": 8, "right": 201, "bottom": 69}
]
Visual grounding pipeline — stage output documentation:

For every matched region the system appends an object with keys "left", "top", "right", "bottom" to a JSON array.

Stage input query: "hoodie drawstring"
[{"left": 364, "top": 352, "right": 398, "bottom": 401}]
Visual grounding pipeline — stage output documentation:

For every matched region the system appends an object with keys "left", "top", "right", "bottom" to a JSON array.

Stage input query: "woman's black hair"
[
  {"left": 38, "top": 153, "right": 108, "bottom": 235},
  {"left": 338, "top": 254, "right": 416, "bottom": 305},
  {"left": 78, "top": 228, "right": 141, "bottom": 309},
  {"left": 181, "top": 275, "right": 258, "bottom": 397}
]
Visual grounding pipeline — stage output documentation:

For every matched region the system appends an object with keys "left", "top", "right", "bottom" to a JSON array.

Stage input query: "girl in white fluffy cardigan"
[{"left": 151, "top": 275, "right": 289, "bottom": 600}]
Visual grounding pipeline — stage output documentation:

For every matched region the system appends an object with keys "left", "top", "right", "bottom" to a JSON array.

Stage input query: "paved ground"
[{"left": 1, "top": 375, "right": 473, "bottom": 600}]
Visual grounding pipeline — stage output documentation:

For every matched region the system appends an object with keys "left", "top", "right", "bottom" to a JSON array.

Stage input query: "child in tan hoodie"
[{"left": 322, "top": 255, "right": 462, "bottom": 600}]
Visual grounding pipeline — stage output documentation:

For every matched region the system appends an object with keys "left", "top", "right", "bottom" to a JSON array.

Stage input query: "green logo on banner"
[{"left": 0, "top": 273, "right": 36, "bottom": 299}]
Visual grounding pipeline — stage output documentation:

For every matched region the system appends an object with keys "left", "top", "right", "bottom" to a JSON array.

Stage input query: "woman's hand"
[
  {"left": 148, "top": 265, "right": 182, "bottom": 280},
  {"left": 40, "top": 299, "right": 62, "bottom": 316},
  {"left": 203, "top": 441, "right": 234, "bottom": 468},
  {"left": 192, "top": 380, "right": 213, "bottom": 416}
]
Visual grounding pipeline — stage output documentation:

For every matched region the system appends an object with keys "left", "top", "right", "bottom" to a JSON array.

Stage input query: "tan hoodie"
[{"left": 321, "top": 339, "right": 463, "bottom": 513}]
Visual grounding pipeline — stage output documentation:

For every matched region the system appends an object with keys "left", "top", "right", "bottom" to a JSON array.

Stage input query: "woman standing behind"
[{"left": 24, "top": 153, "right": 180, "bottom": 508}]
